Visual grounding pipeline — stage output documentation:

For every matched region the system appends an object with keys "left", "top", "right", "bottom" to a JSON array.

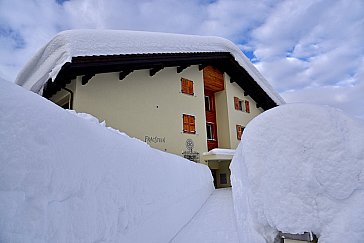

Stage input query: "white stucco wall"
[
  {"left": 72, "top": 66, "right": 208, "bottom": 159},
  {"left": 49, "top": 66, "right": 267, "bottom": 160},
  {"left": 224, "top": 73, "right": 264, "bottom": 149},
  {"left": 215, "top": 89, "right": 230, "bottom": 149}
]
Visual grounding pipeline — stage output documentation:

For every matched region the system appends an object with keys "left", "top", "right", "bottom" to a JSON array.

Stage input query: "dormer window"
[{"left": 234, "top": 97, "right": 250, "bottom": 113}]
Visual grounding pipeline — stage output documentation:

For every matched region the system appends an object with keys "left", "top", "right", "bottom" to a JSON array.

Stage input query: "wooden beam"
[
  {"left": 198, "top": 64, "right": 208, "bottom": 71},
  {"left": 81, "top": 74, "right": 95, "bottom": 85},
  {"left": 119, "top": 70, "right": 133, "bottom": 80},
  {"left": 177, "top": 65, "right": 190, "bottom": 73},
  {"left": 50, "top": 53, "right": 278, "bottom": 110},
  {"left": 149, "top": 66, "right": 163, "bottom": 76}
]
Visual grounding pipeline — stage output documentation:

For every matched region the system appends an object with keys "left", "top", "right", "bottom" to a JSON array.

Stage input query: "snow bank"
[
  {"left": 0, "top": 76, "right": 9, "bottom": 83},
  {"left": 15, "top": 29, "right": 284, "bottom": 105},
  {"left": 230, "top": 104, "right": 364, "bottom": 243},
  {"left": 0, "top": 80, "right": 214, "bottom": 243}
]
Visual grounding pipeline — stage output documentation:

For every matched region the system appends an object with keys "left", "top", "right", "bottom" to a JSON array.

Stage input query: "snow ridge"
[
  {"left": 0, "top": 79, "right": 214, "bottom": 243},
  {"left": 231, "top": 103, "right": 364, "bottom": 243}
]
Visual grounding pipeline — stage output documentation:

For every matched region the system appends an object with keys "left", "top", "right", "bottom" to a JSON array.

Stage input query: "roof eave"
[{"left": 43, "top": 52, "right": 279, "bottom": 110}]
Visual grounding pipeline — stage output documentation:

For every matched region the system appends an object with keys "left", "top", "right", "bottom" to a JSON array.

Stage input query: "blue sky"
[{"left": 0, "top": 0, "right": 363, "bottom": 118}]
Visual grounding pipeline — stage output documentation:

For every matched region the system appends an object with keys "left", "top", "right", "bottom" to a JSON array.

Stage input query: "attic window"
[
  {"left": 181, "top": 78, "right": 194, "bottom": 95},
  {"left": 234, "top": 97, "right": 250, "bottom": 113}
]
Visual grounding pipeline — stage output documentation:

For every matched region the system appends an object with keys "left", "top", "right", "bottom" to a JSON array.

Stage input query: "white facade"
[{"left": 50, "top": 65, "right": 263, "bottom": 162}]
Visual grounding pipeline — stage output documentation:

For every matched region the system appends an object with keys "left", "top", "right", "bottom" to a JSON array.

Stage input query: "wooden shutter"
[
  {"left": 245, "top": 100, "right": 250, "bottom": 113},
  {"left": 181, "top": 78, "right": 194, "bottom": 95},
  {"left": 183, "top": 114, "right": 189, "bottom": 132},
  {"left": 189, "top": 115, "right": 195, "bottom": 133},
  {"left": 188, "top": 79, "right": 194, "bottom": 95},
  {"left": 234, "top": 97, "right": 240, "bottom": 110},
  {"left": 236, "top": 125, "right": 242, "bottom": 140},
  {"left": 183, "top": 114, "right": 196, "bottom": 134},
  {"left": 181, "top": 78, "right": 187, "bottom": 93}
]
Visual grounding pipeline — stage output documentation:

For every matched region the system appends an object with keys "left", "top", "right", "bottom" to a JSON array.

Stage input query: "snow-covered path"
[{"left": 171, "top": 188, "right": 239, "bottom": 243}]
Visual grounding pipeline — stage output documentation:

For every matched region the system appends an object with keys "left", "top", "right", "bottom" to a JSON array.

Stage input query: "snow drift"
[
  {"left": 0, "top": 80, "right": 214, "bottom": 243},
  {"left": 230, "top": 103, "right": 364, "bottom": 243}
]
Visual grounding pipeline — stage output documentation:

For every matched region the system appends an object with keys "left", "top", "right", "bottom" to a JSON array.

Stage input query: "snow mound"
[
  {"left": 0, "top": 79, "right": 214, "bottom": 243},
  {"left": 15, "top": 29, "right": 284, "bottom": 105},
  {"left": 230, "top": 103, "right": 364, "bottom": 243}
]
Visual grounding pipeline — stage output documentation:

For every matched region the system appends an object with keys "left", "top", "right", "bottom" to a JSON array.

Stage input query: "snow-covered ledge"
[{"left": 202, "top": 148, "right": 235, "bottom": 161}]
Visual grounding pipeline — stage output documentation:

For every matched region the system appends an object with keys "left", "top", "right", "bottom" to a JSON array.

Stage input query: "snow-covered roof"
[{"left": 15, "top": 29, "right": 284, "bottom": 105}]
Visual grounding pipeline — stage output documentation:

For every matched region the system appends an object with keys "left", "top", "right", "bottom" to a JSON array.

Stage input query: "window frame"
[
  {"left": 245, "top": 100, "right": 250, "bottom": 113},
  {"left": 236, "top": 124, "right": 245, "bottom": 140},
  {"left": 234, "top": 96, "right": 240, "bottom": 110},
  {"left": 183, "top": 114, "right": 196, "bottom": 134},
  {"left": 205, "top": 95, "right": 211, "bottom": 111},
  {"left": 234, "top": 97, "right": 250, "bottom": 113},
  {"left": 206, "top": 122, "right": 215, "bottom": 140},
  {"left": 181, "top": 78, "right": 194, "bottom": 96}
]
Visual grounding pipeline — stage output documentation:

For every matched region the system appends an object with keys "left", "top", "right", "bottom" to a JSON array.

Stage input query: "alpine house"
[{"left": 16, "top": 29, "right": 284, "bottom": 188}]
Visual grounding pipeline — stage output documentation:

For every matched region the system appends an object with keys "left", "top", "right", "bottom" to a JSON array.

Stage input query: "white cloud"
[
  {"left": 251, "top": 0, "right": 364, "bottom": 117},
  {"left": 281, "top": 56, "right": 364, "bottom": 119}
]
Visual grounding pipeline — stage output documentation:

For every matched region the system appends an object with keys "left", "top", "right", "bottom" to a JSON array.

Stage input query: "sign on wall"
[{"left": 182, "top": 139, "right": 200, "bottom": 162}]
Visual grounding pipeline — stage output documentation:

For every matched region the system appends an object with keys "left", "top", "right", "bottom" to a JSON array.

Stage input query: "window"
[
  {"left": 234, "top": 97, "right": 250, "bottom": 113},
  {"left": 183, "top": 114, "right": 196, "bottom": 134},
  {"left": 239, "top": 100, "right": 244, "bottom": 111},
  {"left": 181, "top": 78, "right": 194, "bottom": 95},
  {"left": 236, "top": 125, "right": 245, "bottom": 140},
  {"left": 205, "top": 96, "right": 211, "bottom": 111},
  {"left": 234, "top": 97, "right": 241, "bottom": 110},
  {"left": 219, "top": 173, "right": 227, "bottom": 184},
  {"left": 206, "top": 123, "right": 214, "bottom": 140},
  {"left": 245, "top": 100, "right": 250, "bottom": 113}
]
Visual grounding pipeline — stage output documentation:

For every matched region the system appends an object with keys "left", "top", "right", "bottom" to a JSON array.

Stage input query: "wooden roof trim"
[{"left": 44, "top": 52, "right": 278, "bottom": 110}]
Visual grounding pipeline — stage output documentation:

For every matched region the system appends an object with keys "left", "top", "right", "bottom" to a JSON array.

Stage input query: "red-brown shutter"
[
  {"left": 188, "top": 80, "right": 194, "bottom": 95},
  {"left": 183, "top": 114, "right": 189, "bottom": 132},
  {"left": 245, "top": 100, "right": 250, "bottom": 113},
  {"left": 189, "top": 115, "right": 196, "bottom": 133},
  {"left": 234, "top": 97, "right": 240, "bottom": 110},
  {"left": 181, "top": 78, "right": 194, "bottom": 95},
  {"left": 236, "top": 125, "right": 242, "bottom": 140},
  {"left": 181, "top": 78, "right": 187, "bottom": 93},
  {"left": 183, "top": 114, "right": 196, "bottom": 134}
]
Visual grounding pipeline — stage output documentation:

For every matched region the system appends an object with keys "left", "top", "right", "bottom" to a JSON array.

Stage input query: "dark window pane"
[
  {"left": 205, "top": 96, "right": 210, "bottom": 111},
  {"left": 220, "top": 173, "right": 227, "bottom": 184},
  {"left": 206, "top": 123, "right": 213, "bottom": 140}
]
